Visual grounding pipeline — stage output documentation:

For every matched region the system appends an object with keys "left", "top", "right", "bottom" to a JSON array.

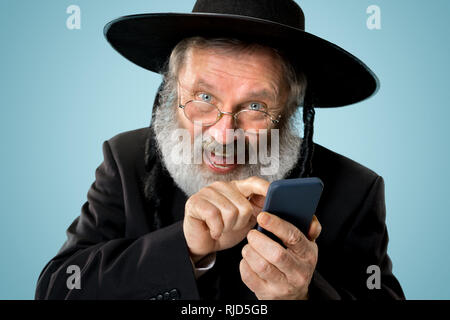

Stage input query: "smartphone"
[{"left": 256, "top": 177, "right": 324, "bottom": 246}]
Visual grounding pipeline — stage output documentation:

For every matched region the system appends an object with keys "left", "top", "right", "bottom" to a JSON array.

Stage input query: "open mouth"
[{"left": 204, "top": 150, "right": 238, "bottom": 173}]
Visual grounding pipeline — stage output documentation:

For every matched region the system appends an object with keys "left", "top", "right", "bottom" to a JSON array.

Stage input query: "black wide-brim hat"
[{"left": 104, "top": 0, "right": 379, "bottom": 108}]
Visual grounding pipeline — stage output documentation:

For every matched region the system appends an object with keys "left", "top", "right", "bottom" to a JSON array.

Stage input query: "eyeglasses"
[{"left": 178, "top": 100, "right": 281, "bottom": 131}]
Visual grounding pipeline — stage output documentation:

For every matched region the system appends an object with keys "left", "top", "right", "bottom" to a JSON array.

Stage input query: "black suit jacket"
[{"left": 35, "top": 127, "right": 405, "bottom": 300}]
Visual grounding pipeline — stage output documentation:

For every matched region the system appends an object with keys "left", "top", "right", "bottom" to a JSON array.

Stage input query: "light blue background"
[{"left": 1, "top": 0, "right": 449, "bottom": 299}]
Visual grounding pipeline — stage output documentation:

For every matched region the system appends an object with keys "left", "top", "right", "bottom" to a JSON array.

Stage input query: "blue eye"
[
  {"left": 249, "top": 102, "right": 264, "bottom": 111},
  {"left": 198, "top": 93, "right": 212, "bottom": 103}
]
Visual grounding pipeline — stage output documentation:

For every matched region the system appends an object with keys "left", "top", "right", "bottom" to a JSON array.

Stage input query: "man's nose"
[{"left": 207, "top": 112, "right": 237, "bottom": 145}]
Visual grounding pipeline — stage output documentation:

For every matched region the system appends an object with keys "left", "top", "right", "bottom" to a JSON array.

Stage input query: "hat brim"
[{"left": 104, "top": 13, "right": 379, "bottom": 108}]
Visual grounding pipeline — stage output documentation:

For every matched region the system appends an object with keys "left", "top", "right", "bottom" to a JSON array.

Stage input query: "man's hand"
[
  {"left": 183, "top": 176, "right": 269, "bottom": 264},
  {"left": 239, "top": 212, "right": 322, "bottom": 300}
]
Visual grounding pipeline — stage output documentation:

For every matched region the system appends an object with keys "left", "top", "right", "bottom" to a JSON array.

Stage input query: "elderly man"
[{"left": 35, "top": 0, "right": 405, "bottom": 300}]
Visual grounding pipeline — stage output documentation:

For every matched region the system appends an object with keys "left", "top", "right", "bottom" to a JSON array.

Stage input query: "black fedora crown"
[
  {"left": 192, "top": 0, "right": 305, "bottom": 30},
  {"left": 104, "top": 0, "right": 379, "bottom": 108}
]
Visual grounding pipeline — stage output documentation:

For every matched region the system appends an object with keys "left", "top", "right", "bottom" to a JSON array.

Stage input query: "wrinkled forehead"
[{"left": 178, "top": 45, "right": 287, "bottom": 95}]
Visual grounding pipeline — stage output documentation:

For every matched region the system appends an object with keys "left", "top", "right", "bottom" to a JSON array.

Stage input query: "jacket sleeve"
[
  {"left": 308, "top": 176, "right": 405, "bottom": 300},
  {"left": 35, "top": 141, "right": 200, "bottom": 300}
]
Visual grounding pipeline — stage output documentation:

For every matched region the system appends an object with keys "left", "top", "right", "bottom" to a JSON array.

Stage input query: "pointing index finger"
[{"left": 232, "top": 176, "right": 270, "bottom": 198}]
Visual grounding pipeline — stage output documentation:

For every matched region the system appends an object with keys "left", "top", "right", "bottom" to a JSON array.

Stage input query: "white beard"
[{"left": 152, "top": 93, "right": 302, "bottom": 197}]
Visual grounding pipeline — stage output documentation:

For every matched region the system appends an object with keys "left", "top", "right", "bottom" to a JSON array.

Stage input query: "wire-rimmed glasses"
[{"left": 178, "top": 100, "right": 281, "bottom": 131}]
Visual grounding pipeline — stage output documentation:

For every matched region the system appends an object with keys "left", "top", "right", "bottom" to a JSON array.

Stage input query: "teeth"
[
  {"left": 212, "top": 163, "right": 229, "bottom": 169},
  {"left": 211, "top": 151, "right": 234, "bottom": 157},
  {"left": 204, "top": 149, "right": 236, "bottom": 170},
  {"left": 208, "top": 154, "right": 235, "bottom": 169}
]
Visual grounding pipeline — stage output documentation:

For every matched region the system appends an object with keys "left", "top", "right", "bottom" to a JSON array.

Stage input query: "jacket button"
[{"left": 169, "top": 289, "right": 180, "bottom": 300}]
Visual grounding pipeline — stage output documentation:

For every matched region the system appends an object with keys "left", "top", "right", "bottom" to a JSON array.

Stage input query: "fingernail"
[{"left": 258, "top": 212, "right": 270, "bottom": 226}]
